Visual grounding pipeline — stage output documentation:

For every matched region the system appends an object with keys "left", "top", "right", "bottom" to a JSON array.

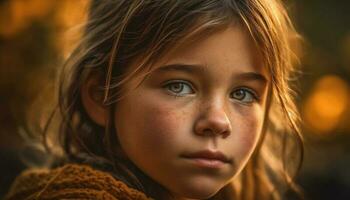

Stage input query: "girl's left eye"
[
  {"left": 230, "top": 88, "right": 258, "bottom": 104},
  {"left": 164, "top": 81, "right": 194, "bottom": 96}
]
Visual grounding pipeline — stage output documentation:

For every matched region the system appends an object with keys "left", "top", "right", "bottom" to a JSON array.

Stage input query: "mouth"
[{"left": 181, "top": 150, "right": 231, "bottom": 169}]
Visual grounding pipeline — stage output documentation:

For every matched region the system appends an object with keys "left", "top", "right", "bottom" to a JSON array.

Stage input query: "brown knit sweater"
[{"left": 5, "top": 164, "right": 153, "bottom": 200}]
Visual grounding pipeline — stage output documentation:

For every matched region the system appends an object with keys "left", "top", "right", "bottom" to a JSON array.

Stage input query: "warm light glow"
[
  {"left": 54, "top": 0, "right": 90, "bottom": 59},
  {"left": 303, "top": 75, "right": 349, "bottom": 134},
  {"left": 0, "top": 0, "right": 53, "bottom": 37},
  {"left": 0, "top": 0, "right": 89, "bottom": 56}
]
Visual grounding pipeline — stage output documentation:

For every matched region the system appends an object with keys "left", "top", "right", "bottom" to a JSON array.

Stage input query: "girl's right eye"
[{"left": 163, "top": 81, "right": 194, "bottom": 96}]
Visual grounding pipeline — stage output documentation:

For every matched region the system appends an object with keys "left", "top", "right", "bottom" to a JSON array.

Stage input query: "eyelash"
[
  {"left": 163, "top": 80, "right": 195, "bottom": 97},
  {"left": 163, "top": 80, "right": 259, "bottom": 104},
  {"left": 230, "top": 87, "right": 260, "bottom": 104}
]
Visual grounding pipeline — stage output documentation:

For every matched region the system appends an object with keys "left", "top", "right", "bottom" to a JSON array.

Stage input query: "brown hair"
[{"left": 42, "top": 0, "right": 303, "bottom": 199}]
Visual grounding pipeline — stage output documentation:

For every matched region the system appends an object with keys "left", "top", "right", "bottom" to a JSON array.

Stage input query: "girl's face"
[{"left": 114, "top": 25, "right": 269, "bottom": 199}]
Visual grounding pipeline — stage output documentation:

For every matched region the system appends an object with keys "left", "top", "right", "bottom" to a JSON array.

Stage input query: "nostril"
[
  {"left": 202, "top": 128, "right": 213, "bottom": 136},
  {"left": 220, "top": 129, "right": 231, "bottom": 138},
  {"left": 194, "top": 118, "right": 231, "bottom": 137},
  {"left": 213, "top": 125, "right": 231, "bottom": 138}
]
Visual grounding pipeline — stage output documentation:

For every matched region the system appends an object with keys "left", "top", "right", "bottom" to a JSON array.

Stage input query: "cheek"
[
  {"left": 141, "top": 106, "right": 181, "bottom": 147},
  {"left": 232, "top": 107, "right": 264, "bottom": 160},
  {"left": 115, "top": 93, "right": 190, "bottom": 154}
]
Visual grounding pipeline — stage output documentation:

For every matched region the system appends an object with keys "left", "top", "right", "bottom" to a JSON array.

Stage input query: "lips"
[{"left": 181, "top": 150, "right": 231, "bottom": 164}]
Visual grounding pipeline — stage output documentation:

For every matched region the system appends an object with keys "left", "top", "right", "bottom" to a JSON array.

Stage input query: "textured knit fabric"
[{"left": 5, "top": 164, "right": 153, "bottom": 200}]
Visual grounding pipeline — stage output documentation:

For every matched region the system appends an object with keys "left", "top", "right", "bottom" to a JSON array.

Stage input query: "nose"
[{"left": 194, "top": 102, "right": 232, "bottom": 138}]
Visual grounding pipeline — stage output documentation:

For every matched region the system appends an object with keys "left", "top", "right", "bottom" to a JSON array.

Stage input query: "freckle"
[{"left": 176, "top": 109, "right": 190, "bottom": 122}]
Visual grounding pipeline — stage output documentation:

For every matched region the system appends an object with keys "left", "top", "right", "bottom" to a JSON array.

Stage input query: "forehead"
[{"left": 151, "top": 25, "right": 268, "bottom": 79}]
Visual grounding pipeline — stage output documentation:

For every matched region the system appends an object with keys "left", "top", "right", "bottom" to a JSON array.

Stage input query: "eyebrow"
[
  {"left": 153, "top": 63, "right": 205, "bottom": 74},
  {"left": 153, "top": 63, "right": 268, "bottom": 84}
]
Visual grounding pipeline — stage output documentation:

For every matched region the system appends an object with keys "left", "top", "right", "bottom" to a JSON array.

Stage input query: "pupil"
[
  {"left": 234, "top": 90, "right": 245, "bottom": 99},
  {"left": 172, "top": 83, "right": 182, "bottom": 92}
]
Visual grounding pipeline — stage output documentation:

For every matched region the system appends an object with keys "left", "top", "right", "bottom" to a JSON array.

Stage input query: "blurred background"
[{"left": 0, "top": 0, "right": 349, "bottom": 199}]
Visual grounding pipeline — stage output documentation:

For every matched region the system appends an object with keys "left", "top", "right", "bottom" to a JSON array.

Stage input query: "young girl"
[{"left": 6, "top": 0, "right": 303, "bottom": 199}]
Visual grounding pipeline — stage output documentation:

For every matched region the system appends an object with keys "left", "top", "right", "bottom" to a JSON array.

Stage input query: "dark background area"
[{"left": 0, "top": 0, "right": 349, "bottom": 199}]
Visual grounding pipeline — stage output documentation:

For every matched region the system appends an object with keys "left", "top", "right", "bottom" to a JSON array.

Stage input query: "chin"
[
  {"left": 179, "top": 190, "right": 219, "bottom": 200},
  {"left": 184, "top": 192, "right": 218, "bottom": 199},
  {"left": 173, "top": 183, "right": 223, "bottom": 199}
]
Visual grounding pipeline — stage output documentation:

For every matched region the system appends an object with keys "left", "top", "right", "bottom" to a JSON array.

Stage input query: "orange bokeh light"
[{"left": 303, "top": 75, "right": 349, "bottom": 134}]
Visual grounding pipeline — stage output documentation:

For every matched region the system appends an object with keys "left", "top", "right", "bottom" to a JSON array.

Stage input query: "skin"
[{"left": 84, "top": 25, "right": 270, "bottom": 199}]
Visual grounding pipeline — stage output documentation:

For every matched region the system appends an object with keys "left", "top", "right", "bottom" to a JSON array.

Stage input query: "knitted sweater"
[{"left": 5, "top": 164, "right": 152, "bottom": 200}]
